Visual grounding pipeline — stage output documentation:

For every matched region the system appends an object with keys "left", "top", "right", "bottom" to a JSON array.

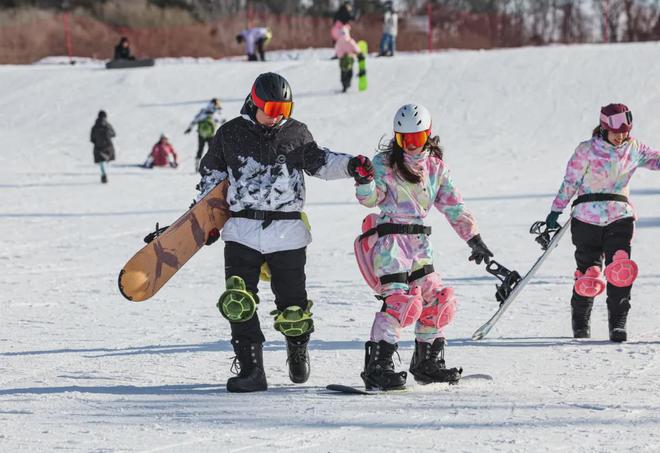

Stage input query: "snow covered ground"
[{"left": 1, "top": 42, "right": 659, "bottom": 452}]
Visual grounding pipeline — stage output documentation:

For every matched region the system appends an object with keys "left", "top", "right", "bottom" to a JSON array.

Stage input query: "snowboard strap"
[
  {"left": 379, "top": 264, "right": 435, "bottom": 286},
  {"left": 571, "top": 193, "right": 628, "bottom": 207},
  {"left": 232, "top": 209, "right": 302, "bottom": 228},
  {"left": 143, "top": 223, "right": 169, "bottom": 244},
  {"left": 359, "top": 223, "right": 431, "bottom": 241}
]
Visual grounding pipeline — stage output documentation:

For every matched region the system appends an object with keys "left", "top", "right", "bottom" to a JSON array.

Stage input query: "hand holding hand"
[{"left": 347, "top": 155, "right": 374, "bottom": 184}]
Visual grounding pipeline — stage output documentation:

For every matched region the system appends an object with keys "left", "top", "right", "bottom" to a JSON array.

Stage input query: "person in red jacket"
[{"left": 144, "top": 134, "right": 178, "bottom": 168}]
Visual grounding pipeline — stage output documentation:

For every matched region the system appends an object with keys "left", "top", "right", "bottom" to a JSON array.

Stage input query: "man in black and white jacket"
[{"left": 197, "top": 72, "right": 374, "bottom": 393}]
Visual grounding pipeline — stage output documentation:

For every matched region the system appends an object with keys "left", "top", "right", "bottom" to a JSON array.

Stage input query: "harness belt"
[
  {"left": 379, "top": 264, "right": 435, "bottom": 287},
  {"left": 571, "top": 193, "right": 628, "bottom": 208},
  {"left": 232, "top": 209, "right": 302, "bottom": 228},
  {"left": 359, "top": 223, "right": 432, "bottom": 241}
]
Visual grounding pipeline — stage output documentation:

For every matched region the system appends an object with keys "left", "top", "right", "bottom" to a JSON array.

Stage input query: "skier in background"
[
  {"left": 90, "top": 110, "right": 115, "bottom": 184},
  {"left": 353, "top": 104, "right": 494, "bottom": 391},
  {"left": 331, "top": 1, "right": 355, "bottom": 43},
  {"left": 185, "top": 98, "right": 224, "bottom": 172},
  {"left": 195, "top": 72, "right": 373, "bottom": 393},
  {"left": 235, "top": 27, "right": 272, "bottom": 61},
  {"left": 113, "top": 37, "right": 135, "bottom": 61},
  {"left": 334, "top": 27, "right": 362, "bottom": 92},
  {"left": 379, "top": 1, "right": 398, "bottom": 57},
  {"left": 143, "top": 134, "right": 178, "bottom": 169},
  {"left": 544, "top": 103, "right": 660, "bottom": 342}
]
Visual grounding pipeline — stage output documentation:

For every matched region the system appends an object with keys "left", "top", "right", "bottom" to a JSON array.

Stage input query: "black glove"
[
  {"left": 184, "top": 127, "right": 192, "bottom": 134},
  {"left": 347, "top": 155, "right": 374, "bottom": 184},
  {"left": 545, "top": 211, "right": 561, "bottom": 229},
  {"left": 467, "top": 234, "right": 494, "bottom": 265}
]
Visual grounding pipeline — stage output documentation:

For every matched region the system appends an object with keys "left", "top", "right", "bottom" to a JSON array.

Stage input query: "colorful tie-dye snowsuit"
[
  {"left": 552, "top": 136, "right": 660, "bottom": 225},
  {"left": 551, "top": 135, "right": 660, "bottom": 325},
  {"left": 356, "top": 150, "right": 479, "bottom": 343}
]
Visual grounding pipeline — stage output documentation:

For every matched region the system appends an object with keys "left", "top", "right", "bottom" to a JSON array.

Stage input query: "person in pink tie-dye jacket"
[
  {"left": 334, "top": 27, "right": 362, "bottom": 92},
  {"left": 545, "top": 103, "right": 660, "bottom": 342},
  {"left": 349, "top": 104, "right": 494, "bottom": 391}
]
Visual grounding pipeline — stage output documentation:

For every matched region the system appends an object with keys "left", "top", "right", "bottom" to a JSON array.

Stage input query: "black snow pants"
[
  {"left": 339, "top": 56, "right": 354, "bottom": 92},
  {"left": 197, "top": 134, "right": 212, "bottom": 160},
  {"left": 224, "top": 241, "right": 308, "bottom": 343},
  {"left": 570, "top": 217, "right": 634, "bottom": 323}
]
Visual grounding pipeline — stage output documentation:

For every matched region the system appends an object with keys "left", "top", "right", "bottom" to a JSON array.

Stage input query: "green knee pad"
[
  {"left": 271, "top": 301, "right": 314, "bottom": 337},
  {"left": 217, "top": 276, "right": 258, "bottom": 322}
]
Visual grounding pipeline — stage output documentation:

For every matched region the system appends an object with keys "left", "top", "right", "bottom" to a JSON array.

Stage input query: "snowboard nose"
[{"left": 118, "top": 269, "right": 150, "bottom": 302}]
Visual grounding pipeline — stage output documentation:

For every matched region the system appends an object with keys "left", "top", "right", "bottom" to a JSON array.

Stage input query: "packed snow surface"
[{"left": 1, "top": 43, "right": 659, "bottom": 452}]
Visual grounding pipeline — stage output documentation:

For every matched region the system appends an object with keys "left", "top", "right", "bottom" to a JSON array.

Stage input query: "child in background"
[
  {"left": 334, "top": 27, "right": 362, "bottom": 93},
  {"left": 144, "top": 134, "right": 178, "bottom": 169},
  {"left": 90, "top": 110, "right": 115, "bottom": 184}
]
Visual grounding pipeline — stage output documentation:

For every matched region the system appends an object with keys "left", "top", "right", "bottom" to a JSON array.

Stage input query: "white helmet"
[{"left": 393, "top": 104, "right": 432, "bottom": 133}]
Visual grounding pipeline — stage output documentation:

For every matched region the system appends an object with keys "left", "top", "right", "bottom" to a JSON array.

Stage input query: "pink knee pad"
[
  {"left": 418, "top": 287, "right": 457, "bottom": 329},
  {"left": 574, "top": 266, "right": 606, "bottom": 297},
  {"left": 384, "top": 288, "right": 423, "bottom": 328},
  {"left": 604, "top": 250, "right": 638, "bottom": 288}
]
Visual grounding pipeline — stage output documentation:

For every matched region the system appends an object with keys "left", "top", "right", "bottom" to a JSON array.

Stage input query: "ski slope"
[{"left": 1, "top": 43, "right": 660, "bottom": 452}]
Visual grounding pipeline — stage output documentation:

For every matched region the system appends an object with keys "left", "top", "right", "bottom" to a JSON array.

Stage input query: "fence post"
[
  {"left": 427, "top": 2, "right": 433, "bottom": 52},
  {"left": 602, "top": 0, "right": 609, "bottom": 42},
  {"left": 62, "top": 12, "right": 74, "bottom": 64}
]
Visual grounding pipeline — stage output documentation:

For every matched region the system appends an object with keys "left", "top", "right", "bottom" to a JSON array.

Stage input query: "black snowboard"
[
  {"left": 326, "top": 374, "right": 493, "bottom": 395},
  {"left": 106, "top": 59, "right": 155, "bottom": 70}
]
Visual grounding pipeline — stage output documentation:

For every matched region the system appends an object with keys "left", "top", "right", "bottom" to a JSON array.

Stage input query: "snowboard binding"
[
  {"left": 143, "top": 222, "right": 169, "bottom": 243},
  {"left": 530, "top": 221, "right": 561, "bottom": 251},
  {"left": 485, "top": 260, "right": 522, "bottom": 304}
]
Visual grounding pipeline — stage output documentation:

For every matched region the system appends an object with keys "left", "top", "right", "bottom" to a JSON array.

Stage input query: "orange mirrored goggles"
[
  {"left": 251, "top": 86, "right": 293, "bottom": 118},
  {"left": 262, "top": 100, "right": 293, "bottom": 118},
  {"left": 395, "top": 130, "right": 431, "bottom": 148}
]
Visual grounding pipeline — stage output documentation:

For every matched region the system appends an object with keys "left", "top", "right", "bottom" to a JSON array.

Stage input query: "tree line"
[{"left": 1, "top": 0, "right": 659, "bottom": 46}]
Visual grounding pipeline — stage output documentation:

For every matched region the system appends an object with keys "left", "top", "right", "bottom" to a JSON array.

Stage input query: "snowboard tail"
[
  {"left": 472, "top": 219, "right": 571, "bottom": 340},
  {"left": 118, "top": 181, "right": 229, "bottom": 302}
]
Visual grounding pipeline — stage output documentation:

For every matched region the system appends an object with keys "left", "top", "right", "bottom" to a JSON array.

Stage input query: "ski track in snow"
[{"left": 1, "top": 43, "right": 660, "bottom": 452}]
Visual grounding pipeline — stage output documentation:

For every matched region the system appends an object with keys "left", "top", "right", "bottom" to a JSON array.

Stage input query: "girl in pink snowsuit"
[
  {"left": 545, "top": 103, "right": 660, "bottom": 342},
  {"left": 334, "top": 27, "right": 362, "bottom": 92},
  {"left": 350, "top": 104, "right": 494, "bottom": 390}
]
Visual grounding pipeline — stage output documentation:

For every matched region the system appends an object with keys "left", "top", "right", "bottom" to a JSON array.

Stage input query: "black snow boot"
[
  {"left": 101, "top": 174, "right": 108, "bottom": 184},
  {"left": 409, "top": 338, "right": 462, "bottom": 384},
  {"left": 286, "top": 333, "right": 310, "bottom": 384},
  {"left": 226, "top": 339, "right": 267, "bottom": 393},
  {"left": 608, "top": 297, "right": 631, "bottom": 343},
  {"left": 571, "top": 296, "right": 593, "bottom": 339},
  {"left": 360, "top": 340, "right": 407, "bottom": 391}
]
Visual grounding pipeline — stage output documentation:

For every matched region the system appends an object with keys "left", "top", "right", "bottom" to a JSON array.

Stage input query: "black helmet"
[{"left": 251, "top": 72, "right": 292, "bottom": 104}]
